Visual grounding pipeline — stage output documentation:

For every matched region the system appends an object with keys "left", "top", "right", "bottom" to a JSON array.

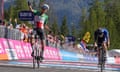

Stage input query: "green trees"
[
  {"left": 9, "top": 6, "right": 14, "bottom": 19},
  {"left": 82, "top": 0, "right": 120, "bottom": 49},
  {"left": 60, "top": 16, "right": 69, "bottom": 36},
  {"left": 14, "top": 0, "right": 28, "bottom": 18},
  {"left": 4, "top": 0, "right": 29, "bottom": 26},
  {"left": 71, "top": 23, "right": 77, "bottom": 38},
  {"left": 80, "top": 0, "right": 120, "bottom": 49},
  {"left": 51, "top": 19, "right": 59, "bottom": 35},
  {"left": 104, "top": 0, "right": 120, "bottom": 49}
]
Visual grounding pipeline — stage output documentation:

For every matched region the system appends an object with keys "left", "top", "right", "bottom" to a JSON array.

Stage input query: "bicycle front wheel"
[
  {"left": 33, "top": 55, "right": 35, "bottom": 69},
  {"left": 99, "top": 49, "right": 104, "bottom": 72},
  {"left": 37, "top": 48, "right": 41, "bottom": 68}
]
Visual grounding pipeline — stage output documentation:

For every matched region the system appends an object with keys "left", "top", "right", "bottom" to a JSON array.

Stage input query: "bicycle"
[
  {"left": 97, "top": 45, "right": 106, "bottom": 72},
  {"left": 31, "top": 38, "right": 41, "bottom": 69}
]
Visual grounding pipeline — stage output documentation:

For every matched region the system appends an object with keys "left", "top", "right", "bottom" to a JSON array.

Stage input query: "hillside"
[{"left": 4, "top": 0, "right": 93, "bottom": 25}]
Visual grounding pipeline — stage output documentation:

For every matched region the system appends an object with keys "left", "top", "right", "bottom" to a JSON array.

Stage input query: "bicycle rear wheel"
[
  {"left": 36, "top": 49, "right": 40, "bottom": 68},
  {"left": 32, "top": 46, "right": 39, "bottom": 69},
  {"left": 99, "top": 49, "right": 104, "bottom": 72},
  {"left": 33, "top": 53, "right": 35, "bottom": 69},
  {"left": 103, "top": 50, "right": 106, "bottom": 69},
  {"left": 100, "top": 63, "right": 104, "bottom": 72}
]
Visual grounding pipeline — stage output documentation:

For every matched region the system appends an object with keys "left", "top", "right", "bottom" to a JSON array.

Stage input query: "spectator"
[
  {"left": 16, "top": 24, "right": 20, "bottom": 29},
  {"left": 28, "top": 30, "right": 36, "bottom": 46},
  {"left": 14, "top": 18, "right": 18, "bottom": 28},
  {"left": 20, "top": 23, "right": 28, "bottom": 34},
  {"left": 7, "top": 24, "right": 13, "bottom": 29},
  {"left": 2, "top": 21, "right": 7, "bottom": 26},
  {"left": 8, "top": 18, "right": 12, "bottom": 25},
  {"left": 19, "top": 23, "right": 29, "bottom": 42}
]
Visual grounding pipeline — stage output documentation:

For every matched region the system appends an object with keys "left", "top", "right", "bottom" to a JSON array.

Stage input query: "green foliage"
[
  {"left": 4, "top": 10, "right": 9, "bottom": 21},
  {"left": 104, "top": 0, "right": 120, "bottom": 49},
  {"left": 82, "top": 0, "right": 120, "bottom": 49},
  {"left": 9, "top": 6, "right": 14, "bottom": 19},
  {"left": 14, "top": 0, "right": 28, "bottom": 19},
  {"left": 40, "top": 0, "right": 45, "bottom": 2},
  {"left": 4, "top": 0, "right": 32, "bottom": 27},
  {"left": 60, "top": 16, "right": 69, "bottom": 36},
  {"left": 78, "top": 0, "right": 120, "bottom": 49},
  {"left": 71, "top": 23, "right": 77, "bottom": 38},
  {"left": 51, "top": 19, "right": 59, "bottom": 35}
]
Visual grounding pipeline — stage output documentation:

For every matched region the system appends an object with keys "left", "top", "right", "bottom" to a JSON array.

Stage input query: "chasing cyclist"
[
  {"left": 94, "top": 27, "right": 110, "bottom": 65},
  {"left": 28, "top": 2, "right": 50, "bottom": 61}
]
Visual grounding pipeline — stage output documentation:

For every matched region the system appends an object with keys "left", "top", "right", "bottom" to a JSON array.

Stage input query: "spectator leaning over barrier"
[
  {"left": 7, "top": 24, "right": 13, "bottom": 29},
  {"left": 53, "top": 35, "right": 59, "bottom": 48},
  {"left": 16, "top": 24, "right": 20, "bottom": 29},
  {"left": 19, "top": 23, "right": 29, "bottom": 42}
]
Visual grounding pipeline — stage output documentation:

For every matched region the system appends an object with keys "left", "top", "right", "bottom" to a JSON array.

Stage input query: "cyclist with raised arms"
[
  {"left": 94, "top": 27, "right": 110, "bottom": 65},
  {"left": 28, "top": 2, "right": 50, "bottom": 61}
]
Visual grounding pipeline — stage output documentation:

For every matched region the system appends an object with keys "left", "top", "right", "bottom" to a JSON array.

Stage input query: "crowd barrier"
[
  {"left": 0, "top": 25, "right": 23, "bottom": 40},
  {"left": 0, "top": 38, "right": 32, "bottom": 60},
  {"left": 0, "top": 38, "right": 62, "bottom": 60},
  {"left": 0, "top": 38, "right": 119, "bottom": 64}
]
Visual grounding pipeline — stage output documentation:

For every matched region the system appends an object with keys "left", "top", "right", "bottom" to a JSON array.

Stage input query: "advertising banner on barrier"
[
  {"left": 0, "top": 38, "right": 33, "bottom": 60},
  {"left": 0, "top": 38, "right": 118, "bottom": 65},
  {"left": 11, "top": 40, "right": 25, "bottom": 59},
  {"left": 0, "top": 38, "right": 61, "bottom": 60},
  {"left": 11, "top": 40, "right": 32, "bottom": 59},
  {"left": 7, "top": 39, "right": 18, "bottom": 60},
  {"left": 0, "top": 38, "right": 8, "bottom": 60},
  {"left": 59, "top": 50, "right": 79, "bottom": 61},
  {"left": 44, "top": 46, "right": 61, "bottom": 60},
  {"left": 1, "top": 38, "right": 12, "bottom": 60},
  {"left": 84, "top": 55, "right": 98, "bottom": 62},
  {"left": 21, "top": 41, "right": 32, "bottom": 59}
]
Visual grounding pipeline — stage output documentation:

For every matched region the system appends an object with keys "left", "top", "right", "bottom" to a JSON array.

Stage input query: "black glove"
[{"left": 28, "top": 1, "right": 31, "bottom": 6}]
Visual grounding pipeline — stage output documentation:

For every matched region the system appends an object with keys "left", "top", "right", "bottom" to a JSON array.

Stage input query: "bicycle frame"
[
  {"left": 98, "top": 46, "right": 106, "bottom": 72},
  {"left": 32, "top": 40, "right": 41, "bottom": 68}
]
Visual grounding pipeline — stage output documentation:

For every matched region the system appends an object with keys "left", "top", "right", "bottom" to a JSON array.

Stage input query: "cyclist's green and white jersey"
[{"left": 33, "top": 10, "right": 48, "bottom": 29}]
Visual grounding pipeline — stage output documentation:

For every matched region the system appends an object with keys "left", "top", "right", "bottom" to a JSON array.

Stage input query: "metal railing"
[
  {"left": 0, "top": 25, "right": 80, "bottom": 53},
  {"left": 0, "top": 25, "right": 24, "bottom": 40}
]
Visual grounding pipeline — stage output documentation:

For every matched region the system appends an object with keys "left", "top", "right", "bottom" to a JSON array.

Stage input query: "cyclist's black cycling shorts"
[
  {"left": 97, "top": 43, "right": 102, "bottom": 48},
  {"left": 36, "top": 28, "right": 45, "bottom": 40}
]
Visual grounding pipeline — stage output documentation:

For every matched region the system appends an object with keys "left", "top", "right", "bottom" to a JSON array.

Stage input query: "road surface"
[{"left": 0, "top": 60, "right": 120, "bottom": 72}]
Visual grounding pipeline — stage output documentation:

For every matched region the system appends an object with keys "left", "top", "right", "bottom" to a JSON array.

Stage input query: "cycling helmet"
[
  {"left": 98, "top": 28, "right": 103, "bottom": 35},
  {"left": 41, "top": 4, "right": 49, "bottom": 10}
]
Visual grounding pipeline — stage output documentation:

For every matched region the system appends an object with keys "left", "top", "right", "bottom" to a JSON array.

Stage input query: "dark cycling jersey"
[{"left": 94, "top": 28, "right": 109, "bottom": 45}]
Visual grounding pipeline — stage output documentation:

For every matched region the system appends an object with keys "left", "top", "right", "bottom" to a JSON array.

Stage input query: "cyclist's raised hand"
[
  {"left": 28, "top": 1, "right": 34, "bottom": 12},
  {"left": 28, "top": 1, "right": 31, "bottom": 6}
]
